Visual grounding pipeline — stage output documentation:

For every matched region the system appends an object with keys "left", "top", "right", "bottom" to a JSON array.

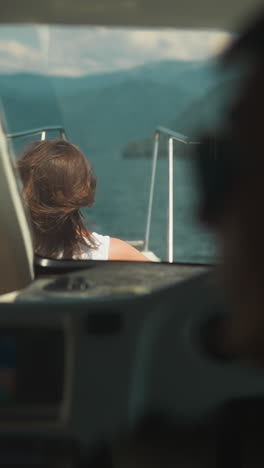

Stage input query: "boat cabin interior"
[{"left": 0, "top": 0, "right": 263, "bottom": 466}]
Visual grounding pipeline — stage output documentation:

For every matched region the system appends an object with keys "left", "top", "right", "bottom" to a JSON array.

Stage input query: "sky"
[{"left": 0, "top": 26, "right": 231, "bottom": 76}]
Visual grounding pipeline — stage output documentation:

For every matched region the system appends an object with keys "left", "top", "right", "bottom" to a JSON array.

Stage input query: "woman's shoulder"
[
  {"left": 82, "top": 232, "right": 148, "bottom": 261},
  {"left": 108, "top": 237, "right": 148, "bottom": 261}
]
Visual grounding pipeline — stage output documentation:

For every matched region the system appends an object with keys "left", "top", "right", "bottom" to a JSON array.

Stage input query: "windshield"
[{"left": 0, "top": 25, "right": 231, "bottom": 263}]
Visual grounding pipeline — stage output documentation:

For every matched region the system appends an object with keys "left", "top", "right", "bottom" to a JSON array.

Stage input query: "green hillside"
[
  {"left": 0, "top": 59, "right": 217, "bottom": 158},
  {"left": 121, "top": 75, "right": 232, "bottom": 158}
]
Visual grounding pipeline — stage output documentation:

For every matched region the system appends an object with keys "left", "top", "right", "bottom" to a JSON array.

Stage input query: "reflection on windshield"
[{"left": 0, "top": 25, "right": 232, "bottom": 263}]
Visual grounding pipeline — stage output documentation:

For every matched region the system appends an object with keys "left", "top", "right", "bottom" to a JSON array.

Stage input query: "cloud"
[
  {"left": 49, "top": 65, "right": 84, "bottom": 77},
  {"left": 210, "top": 33, "right": 232, "bottom": 55},
  {"left": 0, "top": 40, "right": 38, "bottom": 61},
  {"left": 0, "top": 26, "right": 232, "bottom": 76},
  {"left": 127, "top": 29, "right": 231, "bottom": 60}
]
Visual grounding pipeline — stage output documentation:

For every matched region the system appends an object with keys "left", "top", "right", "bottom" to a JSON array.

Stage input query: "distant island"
[
  {"left": 121, "top": 75, "right": 230, "bottom": 159},
  {"left": 121, "top": 133, "right": 183, "bottom": 158},
  {"left": 121, "top": 102, "right": 200, "bottom": 159}
]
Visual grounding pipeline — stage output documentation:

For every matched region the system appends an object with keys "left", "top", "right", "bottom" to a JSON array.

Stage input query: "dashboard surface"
[{"left": 17, "top": 261, "right": 209, "bottom": 301}]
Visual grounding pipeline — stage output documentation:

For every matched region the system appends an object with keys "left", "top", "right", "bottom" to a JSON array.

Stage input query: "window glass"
[{"left": 0, "top": 25, "right": 232, "bottom": 262}]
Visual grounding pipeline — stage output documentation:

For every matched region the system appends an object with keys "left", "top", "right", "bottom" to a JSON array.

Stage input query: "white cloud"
[
  {"left": 209, "top": 32, "right": 232, "bottom": 55},
  {"left": 0, "top": 26, "right": 232, "bottom": 76},
  {"left": 0, "top": 39, "right": 40, "bottom": 73},
  {"left": 49, "top": 65, "right": 84, "bottom": 77},
  {"left": 112, "top": 57, "right": 138, "bottom": 69},
  {"left": 127, "top": 29, "right": 231, "bottom": 61},
  {"left": 0, "top": 40, "right": 38, "bottom": 60}
]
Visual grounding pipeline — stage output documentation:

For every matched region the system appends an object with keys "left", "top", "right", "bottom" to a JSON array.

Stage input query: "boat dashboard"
[
  {"left": 0, "top": 270, "right": 263, "bottom": 467},
  {"left": 17, "top": 260, "right": 209, "bottom": 302}
]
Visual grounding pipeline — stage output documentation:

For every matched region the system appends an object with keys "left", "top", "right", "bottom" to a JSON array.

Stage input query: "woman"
[{"left": 18, "top": 139, "right": 147, "bottom": 261}]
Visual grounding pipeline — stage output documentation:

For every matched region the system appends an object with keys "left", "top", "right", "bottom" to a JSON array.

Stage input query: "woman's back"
[{"left": 57, "top": 232, "right": 110, "bottom": 261}]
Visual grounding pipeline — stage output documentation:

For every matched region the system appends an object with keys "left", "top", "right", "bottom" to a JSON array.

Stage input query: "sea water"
[{"left": 85, "top": 152, "right": 216, "bottom": 263}]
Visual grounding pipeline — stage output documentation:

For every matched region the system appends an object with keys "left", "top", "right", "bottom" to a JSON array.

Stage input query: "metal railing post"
[
  {"left": 168, "top": 137, "right": 174, "bottom": 263},
  {"left": 144, "top": 130, "right": 160, "bottom": 251},
  {"left": 61, "top": 130, "right": 67, "bottom": 140},
  {"left": 145, "top": 126, "right": 199, "bottom": 260}
]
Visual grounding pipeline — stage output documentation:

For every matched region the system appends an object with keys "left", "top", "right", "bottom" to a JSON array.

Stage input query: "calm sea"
[{"left": 85, "top": 152, "right": 216, "bottom": 263}]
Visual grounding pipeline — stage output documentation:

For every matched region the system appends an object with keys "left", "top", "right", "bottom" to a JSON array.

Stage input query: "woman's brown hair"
[{"left": 17, "top": 139, "right": 97, "bottom": 259}]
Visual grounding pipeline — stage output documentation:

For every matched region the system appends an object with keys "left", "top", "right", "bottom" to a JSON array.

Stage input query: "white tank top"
[{"left": 73, "top": 232, "right": 110, "bottom": 261}]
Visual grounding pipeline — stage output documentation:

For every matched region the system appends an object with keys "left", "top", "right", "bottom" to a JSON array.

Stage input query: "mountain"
[
  {"left": 0, "top": 59, "right": 219, "bottom": 157},
  {"left": 121, "top": 73, "right": 232, "bottom": 158},
  {"left": 0, "top": 59, "right": 214, "bottom": 97}
]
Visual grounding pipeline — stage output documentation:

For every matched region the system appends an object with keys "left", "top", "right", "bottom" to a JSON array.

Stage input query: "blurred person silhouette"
[{"left": 195, "top": 10, "right": 264, "bottom": 361}]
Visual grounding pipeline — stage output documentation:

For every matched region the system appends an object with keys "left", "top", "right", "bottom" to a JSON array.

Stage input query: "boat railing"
[
  {"left": 144, "top": 126, "right": 200, "bottom": 263},
  {"left": 6, "top": 125, "right": 67, "bottom": 141},
  {"left": 5, "top": 126, "right": 152, "bottom": 255},
  {"left": 6, "top": 124, "right": 200, "bottom": 263}
]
